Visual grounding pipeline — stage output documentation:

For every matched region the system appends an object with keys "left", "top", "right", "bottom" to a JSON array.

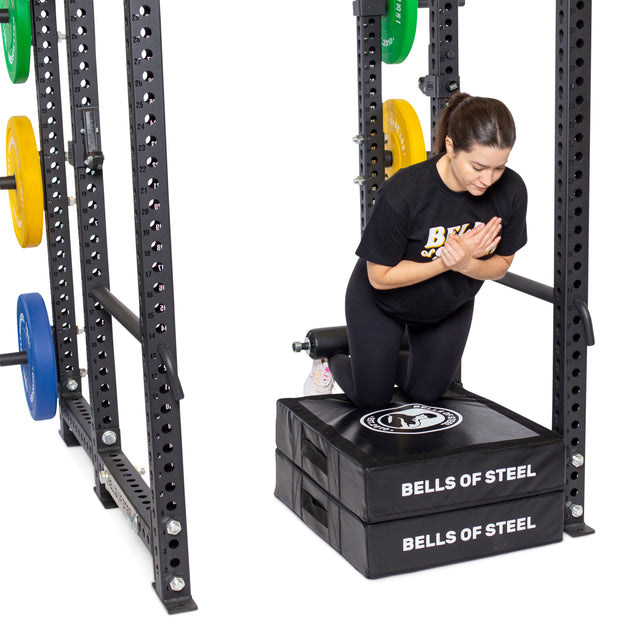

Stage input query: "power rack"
[
  {"left": 355, "top": 0, "right": 595, "bottom": 536},
  {"left": 278, "top": 0, "right": 595, "bottom": 579},
  {"left": 2, "top": 0, "right": 196, "bottom": 613}
]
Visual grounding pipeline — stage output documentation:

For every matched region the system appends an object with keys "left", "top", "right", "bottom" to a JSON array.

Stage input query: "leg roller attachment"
[
  {"left": 292, "top": 326, "right": 349, "bottom": 360},
  {"left": 292, "top": 326, "right": 410, "bottom": 359}
]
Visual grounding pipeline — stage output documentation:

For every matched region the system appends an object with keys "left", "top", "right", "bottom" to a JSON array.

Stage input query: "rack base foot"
[
  {"left": 59, "top": 425, "right": 80, "bottom": 447},
  {"left": 564, "top": 522, "right": 595, "bottom": 537},
  {"left": 152, "top": 584, "right": 198, "bottom": 614},
  {"left": 93, "top": 485, "right": 117, "bottom": 509}
]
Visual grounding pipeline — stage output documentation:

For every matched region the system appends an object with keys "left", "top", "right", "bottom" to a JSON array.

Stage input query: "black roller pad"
[
  {"left": 276, "top": 387, "right": 564, "bottom": 522},
  {"left": 275, "top": 450, "right": 564, "bottom": 578}
]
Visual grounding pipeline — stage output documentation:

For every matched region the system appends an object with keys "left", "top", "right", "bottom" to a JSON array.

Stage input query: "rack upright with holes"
[
  {"left": 1, "top": 0, "right": 196, "bottom": 613},
  {"left": 275, "top": 0, "right": 594, "bottom": 579}
]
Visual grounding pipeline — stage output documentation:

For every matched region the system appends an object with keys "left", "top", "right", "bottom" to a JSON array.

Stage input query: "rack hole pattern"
[
  {"left": 125, "top": 0, "right": 192, "bottom": 598},
  {"left": 105, "top": 451, "right": 152, "bottom": 547},
  {"left": 553, "top": 0, "right": 591, "bottom": 523},
  {"left": 33, "top": 1, "right": 82, "bottom": 389},
  {"left": 427, "top": 0, "right": 460, "bottom": 150},
  {"left": 357, "top": 15, "right": 384, "bottom": 230},
  {"left": 65, "top": 0, "right": 122, "bottom": 447}
]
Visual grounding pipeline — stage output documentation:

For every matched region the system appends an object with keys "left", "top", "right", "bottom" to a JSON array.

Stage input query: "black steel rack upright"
[
  {"left": 28, "top": 0, "right": 197, "bottom": 612},
  {"left": 354, "top": 0, "right": 385, "bottom": 230},
  {"left": 551, "top": 0, "right": 593, "bottom": 537},
  {"left": 352, "top": 0, "right": 594, "bottom": 536}
]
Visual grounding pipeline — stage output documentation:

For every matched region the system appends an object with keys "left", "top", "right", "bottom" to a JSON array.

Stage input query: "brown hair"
[{"left": 433, "top": 92, "right": 516, "bottom": 155}]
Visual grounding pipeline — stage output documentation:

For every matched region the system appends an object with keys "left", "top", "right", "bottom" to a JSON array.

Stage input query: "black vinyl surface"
[
  {"left": 275, "top": 450, "right": 564, "bottom": 578},
  {"left": 301, "top": 394, "right": 539, "bottom": 459},
  {"left": 276, "top": 387, "right": 564, "bottom": 522}
]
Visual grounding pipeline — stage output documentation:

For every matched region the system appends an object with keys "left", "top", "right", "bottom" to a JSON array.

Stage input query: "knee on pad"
[
  {"left": 350, "top": 387, "right": 395, "bottom": 411},
  {"left": 403, "top": 380, "right": 450, "bottom": 405}
]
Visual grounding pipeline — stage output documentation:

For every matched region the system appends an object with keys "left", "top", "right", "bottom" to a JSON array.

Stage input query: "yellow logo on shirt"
[{"left": 421, "top": 223, "right": 484, "bottom": 258}]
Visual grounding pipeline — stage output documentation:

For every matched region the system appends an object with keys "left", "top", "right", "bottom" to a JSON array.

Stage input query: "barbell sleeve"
[
  {"left": 0, "top": 176, "right": 17, "bottom": 190},
  {"left": 0, "top": 351, "right": 28, "bottom": 367}
]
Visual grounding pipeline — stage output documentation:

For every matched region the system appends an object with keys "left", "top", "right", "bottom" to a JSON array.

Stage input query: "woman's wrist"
[{"left": 455, "top": 255, "right": 511, "bottom": 281}]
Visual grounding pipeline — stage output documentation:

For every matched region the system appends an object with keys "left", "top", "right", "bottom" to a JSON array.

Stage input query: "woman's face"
[{"left": 446, "top": 138, "right": 512, "bottom": 196}]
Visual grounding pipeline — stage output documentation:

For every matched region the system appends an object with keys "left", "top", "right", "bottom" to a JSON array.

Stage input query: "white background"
[{"left": 1, "top": 1, "right": 637, "bottom": 637}]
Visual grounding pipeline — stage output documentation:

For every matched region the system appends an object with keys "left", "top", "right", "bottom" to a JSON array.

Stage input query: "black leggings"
[{"left": 329, "top": 262, "right": 474, "bottom": 409}]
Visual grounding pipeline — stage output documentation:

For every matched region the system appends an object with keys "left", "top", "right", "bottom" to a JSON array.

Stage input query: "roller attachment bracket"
[
  {"left": 67, "top": 108, "right": 104, "bottom": 171},
  {"left": 419, "top": 75, "right": 460, "bottom": 99}
]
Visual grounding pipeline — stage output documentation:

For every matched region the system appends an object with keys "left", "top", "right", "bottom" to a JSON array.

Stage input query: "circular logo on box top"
[{"left": 360, "top": 403, "right": 463, "bottom": 435}]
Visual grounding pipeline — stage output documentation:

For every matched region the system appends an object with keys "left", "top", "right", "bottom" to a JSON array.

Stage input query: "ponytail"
[{"left": 433, "top": 92, "right": 516, "bottom": 155}]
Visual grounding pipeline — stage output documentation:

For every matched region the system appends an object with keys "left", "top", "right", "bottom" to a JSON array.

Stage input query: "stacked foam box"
[{"left": 275, "top": 387, "right": 565, "bottom": 577}]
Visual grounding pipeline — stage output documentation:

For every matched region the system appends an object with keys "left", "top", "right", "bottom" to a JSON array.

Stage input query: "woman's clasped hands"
[{"left": 439, "top": 216, "right": 502, "bottom": 274}]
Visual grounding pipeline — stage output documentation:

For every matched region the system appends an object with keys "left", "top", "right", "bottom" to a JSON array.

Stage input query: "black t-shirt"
[{"left": 356, "top": 155, "right": 527, "bottom": 324}]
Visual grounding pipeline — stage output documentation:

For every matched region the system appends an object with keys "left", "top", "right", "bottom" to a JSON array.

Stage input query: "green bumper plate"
[
  {"left": 1, "top": 0, "right": 31, "bottom": 84},
  {"left": 381, "top": 0, "right": 418, "bottom": 65}
]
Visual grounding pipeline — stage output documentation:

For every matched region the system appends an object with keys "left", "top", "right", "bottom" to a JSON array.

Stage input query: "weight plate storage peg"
[
  {"left": 0, "top": 0, "right": 31, "bottom": 83},
  {"left": 383, "top": 99, "right": 426, "bottom": 178},
  {"left": 381, "top": 0, "right": 418, "bottom": 65},
  {"left": 4, "top": 116, "right": 44, "bottom": 247},
  {"left": 16, "top": 292, "right": 58, "bottom": 421}
]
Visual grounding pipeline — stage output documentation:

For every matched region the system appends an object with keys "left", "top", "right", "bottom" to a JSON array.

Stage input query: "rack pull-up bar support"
[
  {"left": 92, "top": 286, "right": 141, "bottom": 342},
  {"left": 91, "top": 286, "right": 185, "bottom": 401},
  {"left": 498, "top": 272, "right": 553, "bottom": 303},
  {"left": 497, "top": 273, "right": 594, "bottom": 346}
]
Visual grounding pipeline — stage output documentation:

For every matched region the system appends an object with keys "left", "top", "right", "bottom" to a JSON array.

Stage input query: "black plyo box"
[
  {"left": 276, "top": 389, "right": 564, "bottom": 522},
  {"left": 275, "top": 450, "right": 564, "bottom": 578}
]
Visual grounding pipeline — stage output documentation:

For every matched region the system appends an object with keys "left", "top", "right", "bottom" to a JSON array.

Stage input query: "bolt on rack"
[
  {"left": 353, "top": 0, "right": 594, "bottom": 536},
  {"left": 25, "top": 0, "right": 196, "bottom": 613}
]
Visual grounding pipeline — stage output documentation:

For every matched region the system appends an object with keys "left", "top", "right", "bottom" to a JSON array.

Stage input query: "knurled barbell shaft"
[
  {"left": 0, "top": 176, "right": 17, "bottom": 190},
  {"left": 0, "top": 351, "right": 28, "bottom": 367}
]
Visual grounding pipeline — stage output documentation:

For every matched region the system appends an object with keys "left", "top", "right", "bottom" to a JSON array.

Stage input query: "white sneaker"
[{"left": 303, "top": 358, "right": 335, "bottom": 396}]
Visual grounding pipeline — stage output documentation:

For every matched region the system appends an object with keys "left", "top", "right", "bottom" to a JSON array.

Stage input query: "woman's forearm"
[
  {"left": 367, "top": 259, "right": 449, "bottom": 290},
  {"left": 455, "top": 254, "right": 514, "bottom": 281},
  {"left": 368, "top": 252, "right": 514, "bottom": 290}
]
